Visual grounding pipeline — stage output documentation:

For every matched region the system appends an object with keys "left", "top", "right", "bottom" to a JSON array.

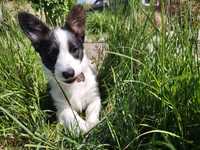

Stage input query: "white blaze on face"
[
  {"left": 77, "top": 0, "right": 97, "bottom": 4},
  {"left": 53, "top": 28, "right": 83, "bottom": 80}
]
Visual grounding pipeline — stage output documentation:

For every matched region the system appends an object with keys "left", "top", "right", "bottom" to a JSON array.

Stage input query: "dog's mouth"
[{"left": 64, "top": 72, "right": 85, "bottom": 84}]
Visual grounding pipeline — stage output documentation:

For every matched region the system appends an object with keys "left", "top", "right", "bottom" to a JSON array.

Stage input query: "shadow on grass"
[{"left": 39, "top": 86, "right": 57, "bottom": 124}]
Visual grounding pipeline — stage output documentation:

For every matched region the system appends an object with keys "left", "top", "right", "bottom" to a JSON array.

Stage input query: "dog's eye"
[
  {"left": 48, "top": 47, "right": 57, "bottom": 54},
  {"left": 48, "top": 48, "right": 58, "bottom": 59},
  {"left": 70, "top": 47, "right": 79, "bottom": 53},
  {"left": 73, "top": 47, "right": 79, "bottom": 52},
  {"left": 48, "top": 42, "right": 59, "bottom": 54}
]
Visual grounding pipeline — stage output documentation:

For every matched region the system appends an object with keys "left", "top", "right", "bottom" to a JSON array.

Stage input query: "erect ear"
[
  {"left": 18, "top": 12, "right": 50, "bottom": 43},
  {"left": 64, "top": 5, "right": 86, "bottom": 42}
]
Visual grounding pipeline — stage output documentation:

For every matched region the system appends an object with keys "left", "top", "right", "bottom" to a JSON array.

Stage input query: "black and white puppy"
[{"left": 18, "top": 5, "right": 101, "bottom": 134}]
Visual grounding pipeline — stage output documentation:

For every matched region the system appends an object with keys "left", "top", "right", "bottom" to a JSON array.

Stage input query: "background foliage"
[
  {"left": 0, "top": 0, "right": 200, "bottom": 149},
  {"left": 29, "top": 0, "right": 75, "bottom": 24}
]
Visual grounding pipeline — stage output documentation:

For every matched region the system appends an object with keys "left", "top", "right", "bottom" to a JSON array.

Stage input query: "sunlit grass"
[{"left": 0, "top": 0, "right": 200, "bottom": 149}]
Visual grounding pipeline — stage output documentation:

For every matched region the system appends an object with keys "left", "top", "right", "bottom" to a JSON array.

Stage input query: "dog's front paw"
[
  {"left": 58, "top": 108, "right": 89, "bottom": 135},
  {"left": 60, "top": 118, "right": 88, "bottom": 135},
  {"left": 85, "top": 120, "right": 99, "bottom": 133}
]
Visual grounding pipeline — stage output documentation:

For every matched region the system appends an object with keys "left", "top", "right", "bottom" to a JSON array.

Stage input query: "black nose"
[{"left": 62, "top": 68, "right": 75, "bottom": 79}]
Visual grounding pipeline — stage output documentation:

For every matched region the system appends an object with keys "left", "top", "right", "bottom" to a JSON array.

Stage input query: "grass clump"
[{"left": 0, "top": 0, "right": 200, "bottom": 149}]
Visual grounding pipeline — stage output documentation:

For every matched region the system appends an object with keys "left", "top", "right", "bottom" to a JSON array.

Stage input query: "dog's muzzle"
[{"left": 64, "top": 72, "right": 85, "bottom": 84}]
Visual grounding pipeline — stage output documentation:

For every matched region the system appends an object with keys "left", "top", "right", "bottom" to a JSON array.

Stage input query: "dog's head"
[{"left": 18, "top": 5, "right": 86, "bottom": 83}]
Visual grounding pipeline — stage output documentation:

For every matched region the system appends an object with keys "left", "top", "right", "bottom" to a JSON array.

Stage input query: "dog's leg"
[
  {"left": 58, "top": 107, "right": 88, "bottom": 134},
  {"left": 85, "top": 97, "right": 101, "bottom": 131}
]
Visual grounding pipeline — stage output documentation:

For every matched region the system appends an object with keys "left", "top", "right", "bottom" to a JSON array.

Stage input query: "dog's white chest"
[
  {"left": 49, "top": 67, "right": 98, "bottom": 113},
  {"left": 63, "top": 80, "right": 90, "bottom": 112}
]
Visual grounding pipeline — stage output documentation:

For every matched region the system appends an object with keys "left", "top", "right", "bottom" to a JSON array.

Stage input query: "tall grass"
[{"left": 0, "top": 0, "right": 200, "bottom": 149}]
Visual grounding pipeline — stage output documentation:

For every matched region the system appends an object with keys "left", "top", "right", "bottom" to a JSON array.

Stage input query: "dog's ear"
[
  {"left": 64, "top": 5, "right": 86, "bottom": 42},
  {"left": 18, "top": 12, "right": 50, "bottom": 43}
]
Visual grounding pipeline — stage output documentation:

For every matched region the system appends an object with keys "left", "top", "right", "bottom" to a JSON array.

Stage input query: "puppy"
[{"left": 18, "top": 5, "right": 101, "bottom": 134}]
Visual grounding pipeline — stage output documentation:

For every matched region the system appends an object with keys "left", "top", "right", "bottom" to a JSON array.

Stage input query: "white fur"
[
  {"left": 44, "top": 28, "right": 101, "bottom": 134},
  {"left": 141, "top": 0, "right": 159, "bottom": 7},
  {"left": 142, "top": 0, "right": 150, "bottom": 6}
]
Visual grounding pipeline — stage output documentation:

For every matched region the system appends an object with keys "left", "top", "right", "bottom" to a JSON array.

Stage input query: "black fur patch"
[
  {"left": 18, "top": 12, "right": 59, "bottom": 72},
  {"left": 33, "top": 35, "right": 59, "bottom": 72},
  {"left": 68, "top": 38, "right": 83, "bottom": 61}
]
